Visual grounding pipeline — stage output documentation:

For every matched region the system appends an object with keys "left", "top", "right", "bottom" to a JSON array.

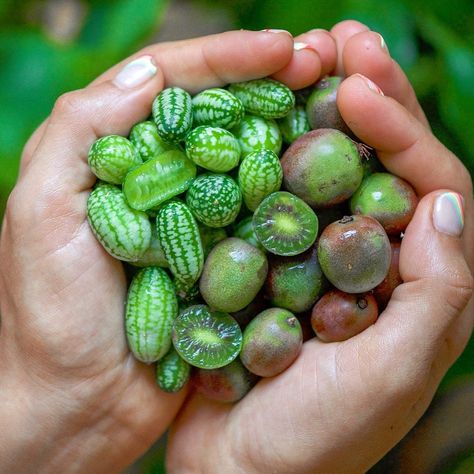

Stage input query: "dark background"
[{"left": 1, "top": 1, "right": 472, "bottom": 472}]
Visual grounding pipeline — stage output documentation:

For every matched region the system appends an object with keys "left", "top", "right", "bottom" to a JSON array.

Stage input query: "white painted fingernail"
[
  {"left": 113, "top": 55, "right": 157, "bottom": 89},
  {"left": 376, "top": 33, "right": 389, "bottom": 53},
  {"left": 433, "top": 192, "right": 465, "bottom": 237},
  {"left": 261, "top": 29, "right": 292, "bottom": 36},
  {"left": 293, "top": 42, "right": 316, "bottom": 52},
  {"left": 354, "top": 73, "right": 385, "bottom": 95}
]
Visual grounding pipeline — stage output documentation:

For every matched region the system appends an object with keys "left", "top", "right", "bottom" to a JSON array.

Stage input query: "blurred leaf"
[{"left": 79, "top": 0, "right": 169, "bottom": 56}]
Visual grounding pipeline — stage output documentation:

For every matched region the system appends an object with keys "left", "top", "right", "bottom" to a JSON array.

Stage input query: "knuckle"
[
  {"left": 441, "top": 270, "right": 474, "bottom": 316},
  {"left": 52, "top": 90, "right": 84, "bottom": 118}
]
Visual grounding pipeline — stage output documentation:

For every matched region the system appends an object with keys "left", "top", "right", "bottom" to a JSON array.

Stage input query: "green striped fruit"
[
  {"left": 123, "top": 149, "right": 196, "bottom": 211},
  {"left": 125, "top": 267, "right": 178, "bottom": 363},
  {"left": 156, "top": 346, "right": 191, "bottom": 392},
  {"left": 228, "top": 78, "right": 295, "bottom": 119},
  {"left": 192, "top": 88, "right": 244, "bottom": 129},
  {"left": 199, "top": 224, "right": 227, "bottom": 258},
  {"left": 185, "top": 126, "right": 240, "bottom": 172},
  {"left": 186, "top": 174, "right": 242, "bottom": 228},
  {"left": 129, "top": 121, "right": 177, "bottom": 161},
  {"left": 232, "top": 216, "right": 265, "bottom": 252},
  {"left": 131, "top": 224, "right": 168, "bottom": 268},
  {"left": 238, "top": 149, "right": 283, "bottom": 211},
  {"left": 277, "top": 105, "right": 310, "bottom": 144},
  {"left": 152, "top": 87, "right": 193, "bottom": 143},
  {"left": 231, "top": 115, "right": 282, "bottom": 156},
  {"left": 87, "top": 183, "right": 151, "bottom": 262},
  {"left": 157, "top": 200, "right": 204, "bottom": 291},
  {"left": 88, "top": 135, "right": 142, "bottom": 185}
]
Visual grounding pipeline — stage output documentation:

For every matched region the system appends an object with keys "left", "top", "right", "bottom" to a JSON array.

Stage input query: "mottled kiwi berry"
[
  {"left": 240, "top": 308, "right": 303, "bottom": 377},
  {"left": 281, "top": 129, "right": 363, "bottom": 208},
  {"left": 199, "top": 237, "right": 268, "bottom": 313},
  {"left": 311, "top": 289, "right": 378, "bottom": 342},
  {"left": 317, "top": 215, "right": 391, "bottom": 293},
  {"left": 193, "top": 359, "right": 259, "bottom": 403},
  {"left": 350, "top": 173, "right": 418, "bottom": 235},
  {"left": 305, "top": 76, "right": 352, "bottom": 135}
]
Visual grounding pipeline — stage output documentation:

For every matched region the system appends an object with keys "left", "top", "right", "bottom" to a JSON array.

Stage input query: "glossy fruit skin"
[
  {"left": 350, "top": 172, "right": 418, "bottom": 234},
  {"left": 130, "top": 223, "right": 168, "bottom": 268},
  {"left": 156, "top": 346, "right": 191, "bottom": 393},
  {"left": 277, "top": 105, "right": 310, "bottom": 144},
  {"left": 228, "top": 78, "right": 295, "bottom": 119},
  {"left": 125, "top": 267, "right": 178, "bottom": 363},
  {"left": 199, "top": 237, "right": 268, "bottom": 313},
  {"left": 281, "top": 129, "right": 363, "bottom": 208},
  {"left": 305, "top": 76, "right": 351, "bottom": 135},
  {"left": 87, "top": 183, "right": 151, "bottom": 262},
  {"left": 185, "top": 126, "right": 241, "bottom": 172},
  {"left": 88, "top": 135, "right": 142, "bottom": 185},
  {"left": 318, "top": 215, "right": 391, "bottom": 293},
  {"left": 193, "top": 359, "right": 258, "bottom": 403},
  {"left": 240, "top": 308, "right": 303, "bottom": 377},
  {"left": 123, "top": 149, "right": 196, "bottom": 211},
  {"left": 253, "top": 191, "right": 319, "bottom": 256},
  {"left": 265, "top": 245, "right": 325, "bottom": 313},
  {"left": 311, "top": 289, "right": 378, "bottom": 342},
  {"left": 232, "top": 115, "right": 282, "bottom": 156},
  {"left": 152, "top": 87, "right": 193, "bottom": 143},
  {"left": 157, "top": 201, "right": 204, "bottom": 291},
  {"left": 129, "top": 120, "right": 177, "bottom": 161},
  {"left": 192, "top": 88, "right": 244, "bottom": 129},
  {"left": 232, "top": 216, "right": 265, "bottom": 251},
  {"left": 172, "top": 304, "right": 242, "bottom": 369},
  {"left": 373, "top": 240, "right": 402, "bottom": 309},
  {"left": 186, "top": 174, "right": 242, "bottom": 228},
  {"left": 198, "top": 224, "right": 227, "bottom": 259},
  {"left": 238, "top": 149, "right": 283, "bottom": 212}
]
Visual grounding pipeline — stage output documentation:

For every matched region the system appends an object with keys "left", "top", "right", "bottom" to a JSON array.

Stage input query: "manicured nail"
[
  {"left": 293, "top": 41, "right": 316, "bottom": 52},
  {"left": 113, "top": 55, "right": 157, "bottom": 89},
  {"left": 261, "top": 29, "right": 292, "bottom": 36},
  {"left": 433, "top": 192, "right": 465, "bottom": 237},
  {"left": 376, "top": 33, "right": 389, "bottom": 52},
  {"left": 355, "top": 73, "right": 384, "bottom": 95}
]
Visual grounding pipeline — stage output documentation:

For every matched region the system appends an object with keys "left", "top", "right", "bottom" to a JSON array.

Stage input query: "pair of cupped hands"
[{"left": 0, "top": 20, "right": 472, "bottom": 473}]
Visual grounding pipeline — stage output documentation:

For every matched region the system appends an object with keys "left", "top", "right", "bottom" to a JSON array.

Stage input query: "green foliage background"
[{"left": 0, "top": 0, "right": 472, "bottom": 471}]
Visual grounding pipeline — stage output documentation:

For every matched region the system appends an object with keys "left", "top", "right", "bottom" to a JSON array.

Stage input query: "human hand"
[
  {"left": 166, "top": 22, "right": 474, "bottom": 473},
  {"left": 0, "top": 29, "right": 334, "bottom": 472}
]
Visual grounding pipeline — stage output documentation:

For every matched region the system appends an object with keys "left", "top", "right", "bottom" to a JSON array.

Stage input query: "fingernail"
[
  {"left": 261, "top": 29, "right": 292, "bottom": 36},
  {"left": 293, "top": 41, "right": 316, "bottom": 52},
  {"left": 433, "top": 192, "right": 465, "bottom": 237},
  {"left": 376, "top": 33, "right": 389, "bottom": 53},
  {"left": 113, "top": 55, "right": 157, "bottom": 89},
  {"left": 355, "top": 73, "right": 385, "bottom": 96}
]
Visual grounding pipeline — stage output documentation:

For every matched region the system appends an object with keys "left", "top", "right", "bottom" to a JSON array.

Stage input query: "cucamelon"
[
  {"left": 88, "top": 135, "right": 142, "bottom": 185},
  {"left": 123, "top": 149, "right": 196, "bottom": 211},
  {"left": 277, "top": 105, "right": 310, "bottom": 144},
  {"left": 192, "top": 88, "right": 244, "bottom": 129},
  {"left": 152, "top": 87, "right": 193, "bottom": 143},
  {"left": 156, "top": 346, "right": 191, "bottom": 393},
  {"left": 228, "top": 78, "right": 295, "bottom": 119},
  {"left": 156, "top": 200, "right": 204, "bottom": 291},
  {"left": 238, "top": 149, "right": 283, "bottom": 211},
  {"left": 87, "top": 183, "right": 151, "bottom": 262},
  {"left": 185, "top": 126, "right": 240, "bottom": 172},
  {"left": 129, "top": 120, "right": 177, "bottom": 161},
  {"left": 125, "top": 267, "right": 178, "bottom": 363}
]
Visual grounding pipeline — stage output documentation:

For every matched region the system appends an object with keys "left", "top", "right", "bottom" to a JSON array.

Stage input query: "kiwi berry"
[
  {"left": 253, "top": 191, "right": 318, "bottom": 256},
  {"left": 172, "top": 305, "right": 242, "bottom": 369}
]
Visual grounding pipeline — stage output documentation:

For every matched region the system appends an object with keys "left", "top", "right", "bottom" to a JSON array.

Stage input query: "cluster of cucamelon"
[{"left": 87, "top": 76, "right": 417, "bottom": 402}]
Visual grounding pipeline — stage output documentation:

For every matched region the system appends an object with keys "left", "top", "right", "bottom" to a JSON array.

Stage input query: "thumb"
[
  {"left": 367, "top": 190, "right": 473, "bottom": 386},
  {"left": 21, "top": 55, "right": 164, "bottom": 199}
]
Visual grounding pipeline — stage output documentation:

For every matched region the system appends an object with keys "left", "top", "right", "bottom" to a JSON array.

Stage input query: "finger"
[
  {"left": 364, "top": 191, "right": 472, "bottom": 393},
  {"left": 341, "top": 30, "right": 429, "bottom": 126},
  {"left": 330, "top": 20, "right": 370, "bottom": 75},
  {"left": 271, "top": 29, "right": 338, "bottom": 88},
  {"left": 20, "top": 29, "right": 295, "bottom": 173},
  {"left": 337, "top": 74, "right": 473, "bottom": 200}
]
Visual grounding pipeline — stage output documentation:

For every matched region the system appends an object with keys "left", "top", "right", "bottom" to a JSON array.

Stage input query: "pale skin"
[{"left": 0, "top": 21, "right": 472, "bottom": 473}]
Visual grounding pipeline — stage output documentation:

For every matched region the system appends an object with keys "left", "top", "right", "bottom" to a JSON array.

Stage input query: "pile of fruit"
[{"left": 86, "top": 76, "right": 418, "bottom": 402}]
